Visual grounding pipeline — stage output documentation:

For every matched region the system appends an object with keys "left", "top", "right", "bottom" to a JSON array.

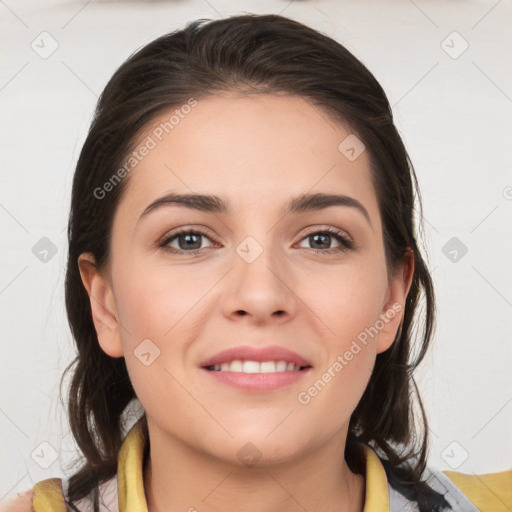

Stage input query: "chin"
[{"left": 219, "top": 431, "right": 309, "bottom": 465}]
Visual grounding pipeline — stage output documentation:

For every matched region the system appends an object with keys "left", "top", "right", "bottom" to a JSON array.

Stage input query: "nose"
[{"left": 221, "top": 239, "right": 299, "bottom": 325}]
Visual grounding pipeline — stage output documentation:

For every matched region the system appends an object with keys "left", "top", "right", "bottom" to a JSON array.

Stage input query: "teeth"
[
  {"left": 276, "top": 361, "right": 287, "bottom": 372},
  {"left": 229, "top": 360, "right": 243, "bottom": 372},
  {"left": 260, "top": 361, "right": 276, "bottom": 372},
  {"left": 210, "top": 360, "right": 303, "bottom": 373},
  {"left": 243, "top": 360, "right": 261, "bottom": 373}
]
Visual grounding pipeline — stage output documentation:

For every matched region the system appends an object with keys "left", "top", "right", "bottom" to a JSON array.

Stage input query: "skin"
[{"left": 79, "top": 92, "right": 414, "bottom": 512}]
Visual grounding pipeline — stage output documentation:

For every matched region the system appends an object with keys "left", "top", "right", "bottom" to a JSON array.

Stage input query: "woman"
[{"left": 3, "top": 13, "right": 509, "bottom": 512}]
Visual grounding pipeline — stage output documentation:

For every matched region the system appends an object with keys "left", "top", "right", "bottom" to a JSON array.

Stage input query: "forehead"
[{"left": 115, "top": 92, "right": 379, "bottom": 223}]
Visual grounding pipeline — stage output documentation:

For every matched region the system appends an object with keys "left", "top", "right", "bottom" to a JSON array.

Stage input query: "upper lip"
[{"left": 200, "top": 345, "right": 313, "bottom": 368}]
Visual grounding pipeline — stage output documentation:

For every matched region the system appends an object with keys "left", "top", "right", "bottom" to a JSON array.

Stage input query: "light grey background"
[{"left": 1, "top": 0, "right": 511, "bottom": 504}]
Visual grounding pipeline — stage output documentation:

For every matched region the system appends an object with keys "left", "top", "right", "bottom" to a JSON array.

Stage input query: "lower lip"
[{"left": 201, "top": 368, "right": 312, "bottom": 392}]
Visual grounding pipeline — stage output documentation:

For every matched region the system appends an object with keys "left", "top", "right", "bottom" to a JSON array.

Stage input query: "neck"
[{"left": 143, "top": 421, "right": 365, "bottom": 512}]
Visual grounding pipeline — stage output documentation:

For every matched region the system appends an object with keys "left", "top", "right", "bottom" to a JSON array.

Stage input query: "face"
[{"left": 80, "top": 92, "right": 412, "bottom": 466}]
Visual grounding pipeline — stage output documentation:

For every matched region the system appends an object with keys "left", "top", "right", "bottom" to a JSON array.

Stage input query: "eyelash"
[{"left": 158, "top": 227, "right": 354, "bottom": 256}]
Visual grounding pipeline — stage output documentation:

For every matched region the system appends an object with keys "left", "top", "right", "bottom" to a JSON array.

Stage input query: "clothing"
[{"left": 27, "top": 419, "right": 511, "bottom": 512}]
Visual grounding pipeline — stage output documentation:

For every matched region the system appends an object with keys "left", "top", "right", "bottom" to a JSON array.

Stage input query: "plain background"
[{"left": 1, "top": 0, "right": 511, "bottom": 503}]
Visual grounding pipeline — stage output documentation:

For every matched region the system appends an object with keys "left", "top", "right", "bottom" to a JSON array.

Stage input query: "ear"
[
  {"left": 78, "top": 252, "right": 124, "bottom": 358},
  {"left": 376, "top": 249, "right": 415, "bottom": 354}
]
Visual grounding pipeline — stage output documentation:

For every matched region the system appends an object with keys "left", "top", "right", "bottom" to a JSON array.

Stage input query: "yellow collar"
[{"left": 117, "top": 419, "right": 390, "bottom": 512}]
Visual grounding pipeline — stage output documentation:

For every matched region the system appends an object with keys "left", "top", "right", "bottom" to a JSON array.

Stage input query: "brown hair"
[{"left": 61, "top": 13, "right": 448, "bottom": 511}]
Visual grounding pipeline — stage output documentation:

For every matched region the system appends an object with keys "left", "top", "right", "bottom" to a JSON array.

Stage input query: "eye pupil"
[
  {"left": 311, "top": 233, "right": 331, "bottom": 249},
  {"left": 179, "top": 233, "right": 202, "bottom": 250}
]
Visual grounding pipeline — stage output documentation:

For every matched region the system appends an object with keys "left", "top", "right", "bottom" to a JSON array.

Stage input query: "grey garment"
[
  {"left": 389, "top": 467, "right": 481, "bottom": 512},
  {"left": 61, "top": 476, "right": 119, "bottom": 512}
]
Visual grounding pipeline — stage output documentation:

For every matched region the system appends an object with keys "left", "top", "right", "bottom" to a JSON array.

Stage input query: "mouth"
[
  {"left": 203, "top": 360, "right": 313, "bottom": 373},
  {"left": 201, "top": 359, "right": 313, "bottom": 392},
  {"left": 200, "top": 345, "right": 313, "bottom": 391}
]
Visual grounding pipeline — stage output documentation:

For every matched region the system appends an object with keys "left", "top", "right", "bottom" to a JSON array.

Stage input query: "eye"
[
  {"left": 296, "top": 228, "right": 353, "bottom": 253},
  {"left": 157, "top": 226, "right": 354, "bottom": 256},
  {"left": 158, "top": 228, "right": 217, "bottom": 255}
]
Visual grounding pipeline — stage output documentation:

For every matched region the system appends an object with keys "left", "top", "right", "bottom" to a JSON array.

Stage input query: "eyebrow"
[{"left": 138, "top": 192, "right": 372, "bottom": 227}]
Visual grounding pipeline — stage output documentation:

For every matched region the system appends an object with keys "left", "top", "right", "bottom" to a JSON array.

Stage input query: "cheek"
[
  {"left": 110, "top": 261, "right": 217, "bottom": 404},
  {"left": 302, "top": 258, "right": 389, "bottom": 343},
  {"left": 296, "top": 348, "right": 374, "bottom": 441},
  {"left": 283, "top": 259, "right": 387, "bottom": 426},
  {"left": 112, "top": 260, "right": 215, "bottom": 342}
]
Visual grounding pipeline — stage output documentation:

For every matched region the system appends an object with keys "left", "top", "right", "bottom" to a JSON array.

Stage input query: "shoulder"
[
  {"left": 0, "top": 478, "right": 66, "bottom": 512},
  {"left": 0, "top": 489, "right": 34, "bottom": 512},
  {"left": 442, "top": 468, "right": 512, "bottom": 512},
  {"left": 387, "top": 464, "right": 510, "bottom": 512},
  {"left": 0, "top": 475, "right": 119, "bottom": 512}
]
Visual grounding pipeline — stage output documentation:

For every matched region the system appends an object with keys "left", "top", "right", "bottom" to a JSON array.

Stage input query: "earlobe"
[
  {"left": 376, "top": 249, "right": 414, "bottom": 354},
  {"left": 77, "top": 252, "right": 124, "bottom": 358}
]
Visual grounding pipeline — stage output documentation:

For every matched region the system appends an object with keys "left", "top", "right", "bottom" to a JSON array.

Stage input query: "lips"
[{"left": 200, "top": 345, "right": 313, "bottom": 369}]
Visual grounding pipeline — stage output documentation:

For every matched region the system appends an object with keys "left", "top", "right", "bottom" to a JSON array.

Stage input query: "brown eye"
[
  {"left": 297, "top": 229, "right": 353, "bottom": 253},
  {"left": 159, "top": 229, "right": 216, "bottom": 254}
]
